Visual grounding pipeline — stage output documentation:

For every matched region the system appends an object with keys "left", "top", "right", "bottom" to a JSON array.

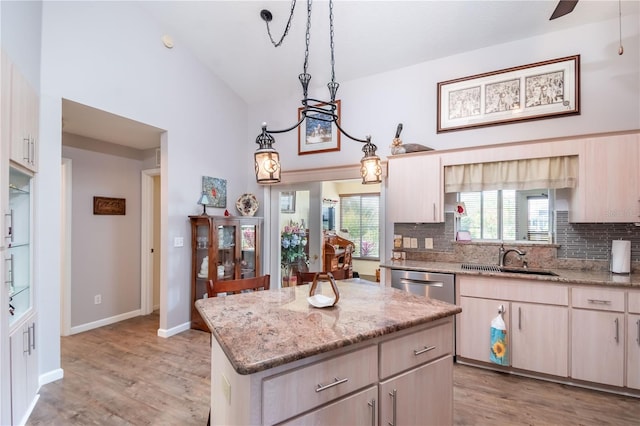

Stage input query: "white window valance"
[{"left": 444, "top": 155, "right": 578, "bottom": 193}]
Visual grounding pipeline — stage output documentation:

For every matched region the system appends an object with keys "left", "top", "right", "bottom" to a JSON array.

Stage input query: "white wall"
[
  {"left": 38, "top": 1, "right": 251, "bottom": 379},
  {"left": 62, "top": 144, "right": 143, "bottom": 328},
  {"left": 248, "top": 14, "right": 640, "bottom": 171}
]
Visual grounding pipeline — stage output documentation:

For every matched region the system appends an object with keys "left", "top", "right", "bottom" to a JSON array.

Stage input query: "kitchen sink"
[{"left": 461, "top": 263, "right": 558, "bottom": 276}]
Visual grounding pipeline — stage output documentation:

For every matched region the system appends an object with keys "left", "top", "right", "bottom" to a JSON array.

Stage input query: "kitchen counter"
[
  {"left": 381, "top": 260, "right": 640, "bottom": 287},
  {"left": 195, "top": 278, "right": 460, "bottom": 375}
]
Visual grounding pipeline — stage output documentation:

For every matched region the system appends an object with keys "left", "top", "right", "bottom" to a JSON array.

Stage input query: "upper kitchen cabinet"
[
  {"left": 569, "top": 134, "right": 640, "bottom": 223},
  {"left": 8, "top": 61, "right": 39, "bottom": 172},
  {"left": 388, "top": 154, "right": 443, "bottom": 223}
]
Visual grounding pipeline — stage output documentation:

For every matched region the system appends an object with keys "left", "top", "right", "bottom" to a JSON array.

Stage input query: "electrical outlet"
[
  {"left": 221, "top": 373, "right": 231, "bottom": 404},
  {"left": 410, "top": 238, "right": 418, "bottom": 248},
  {"left": 403, "top": 237, "right": 411, "bottom": 248},
  {"left": 174, "top": 237, "right": 184, "bottom": 247},
  {"left": 425, "top": 238, "right": 434, "bottom": 249},
  {"left": 94, "top": 294, "right": 102, "bottom": 304}
]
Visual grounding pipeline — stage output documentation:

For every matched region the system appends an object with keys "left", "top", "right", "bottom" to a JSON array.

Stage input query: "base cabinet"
[
  {"left": 511, "top": 303, "right": 568, "bottom": 377},
  {"left": 281, "top": 386, "right": 377, "bottom": 426},
  {"left": 458, "top": 296, "right": 510, "bottom": 363},
  {"left": 9, "top": 314, "right": 38, "bottom": 425},
  {"left": 627, "top": 313, "right": 640, "bottom": 390},
  {"left": 571, "top": 309, "right": 624, "bottom": 386},
  {"left": 379, "top": 356, "right": 453, "bottom": 426}
]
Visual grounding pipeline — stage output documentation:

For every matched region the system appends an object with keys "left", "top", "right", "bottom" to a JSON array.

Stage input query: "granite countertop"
[
  {"left": 195, "top": 279, "right": 460, "bottom": 375},
  {"left": 380, "top": 260, "right": 640, "bottom": 288}
]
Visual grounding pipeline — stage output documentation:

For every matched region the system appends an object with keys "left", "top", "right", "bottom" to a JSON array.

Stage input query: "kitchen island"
[{"left": 195, "top": 278, "right": 461, "bottom": 425}]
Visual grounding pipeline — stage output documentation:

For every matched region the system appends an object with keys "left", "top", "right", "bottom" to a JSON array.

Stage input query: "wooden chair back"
[
  {"left": 207, "top": 275, "right": 270, "bottom": 297},
  {"left": 296, "top": 271, "right": 320, "bottom": 286}
]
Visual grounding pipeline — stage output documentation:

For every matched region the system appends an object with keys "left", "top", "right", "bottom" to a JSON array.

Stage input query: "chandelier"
[{"left": 254, "top": 0, "right": 382, "bottom": 185}]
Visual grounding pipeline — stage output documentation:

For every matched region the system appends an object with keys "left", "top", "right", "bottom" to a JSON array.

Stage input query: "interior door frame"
[{"left": 140, "top": 168, "right": 160, "bottom": 315}]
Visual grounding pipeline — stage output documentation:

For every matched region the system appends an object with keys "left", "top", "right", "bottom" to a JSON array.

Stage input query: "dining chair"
[
  {"left": 296, "top": 271, "right": 320, "bottom": 285},
  {"left": 207, "top": 275, "right": 270, "bottom": 297}
]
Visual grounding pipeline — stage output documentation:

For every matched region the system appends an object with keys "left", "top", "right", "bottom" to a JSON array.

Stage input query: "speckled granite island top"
[{"left": 195, "top": 279, "right": 460, "bottom": 375}]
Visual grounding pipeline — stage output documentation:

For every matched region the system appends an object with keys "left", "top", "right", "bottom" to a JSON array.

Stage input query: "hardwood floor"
[
  {"left": 27, "top": 312, "right": 211, "bottom": 425},
  {"left": 28, "top": 313, "right": 639, "bottom": 425}
]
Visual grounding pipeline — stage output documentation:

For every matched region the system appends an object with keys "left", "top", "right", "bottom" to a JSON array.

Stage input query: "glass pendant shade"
[
  {"left": 255, "top": 148, "right": 281, "bottom": 184},
  {"left": 360, "top": 155, "right": 382, "bottom": 184}
]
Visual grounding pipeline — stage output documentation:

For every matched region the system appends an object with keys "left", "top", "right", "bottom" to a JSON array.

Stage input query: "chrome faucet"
[{"left": 498, "top": 244, "right": 526, "bottom": 267}]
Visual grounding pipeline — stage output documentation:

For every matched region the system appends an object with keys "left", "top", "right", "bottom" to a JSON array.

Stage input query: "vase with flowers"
[{"left": 281, "top": 221, "right": 308, "bottom": 286}]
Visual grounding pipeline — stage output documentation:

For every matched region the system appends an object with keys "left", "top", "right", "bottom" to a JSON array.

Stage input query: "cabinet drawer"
[
  {"left": 262, "top": 345, "right": 378, "bottom": 425},
  {"left": 459, "top": 276, "right": 568, "bottom": 306},
  {"left": 629, "top": 291, "right": 640, "bottom": 314},
  {"left": 571, "top": 287, "right": 625, "bottom": 312},
  {"left": 281, "top": 385, "right": 377, "bottom": 426},
  {"left": 380, "top": 319, "right": 453, "bottom": 379}
]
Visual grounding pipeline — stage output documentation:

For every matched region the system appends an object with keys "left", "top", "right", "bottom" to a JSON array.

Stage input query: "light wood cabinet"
[
  {"left": 189, "top": 215, "right": 262, "bottom": 331},
  {"left": 9, "top": 314, "right": 38, "bottom": 426},
  {"left": 210, "top": 318, "right": 454, "bottom": 425},
  {"left": 628, "top": 313, "right": 640, "bottom": 390},
  {"left": 387, "top": 154, "right": 443, "bottom": 223},
  {"left": 8, "top": 62, "right": 38, "bottom": 172},
  {"left": 627, "top": 291, "right": 640, "bottom": 390},
  {"left": 571, "top": 308, "right": 624, "bottom": 386},
  {"left": 569, "top": 134, "right": 640, "bottom": 222},
  {"left": 571, "top": 286, "right": 625, "bottom": 387},
  {"left": 379, "top": 356, "right": 453, "bottom": 426},
  {"left": 511, "top": 302, "right": 568, "bottom": 377},
  {"left": 458, "top": 296, "right": 510, "bottom": 363},
  {"left": 281, "top": 386, "right": 377, "bottom": 426}
]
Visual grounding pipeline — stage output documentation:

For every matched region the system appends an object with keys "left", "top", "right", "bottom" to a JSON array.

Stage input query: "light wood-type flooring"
[{"left": 27, "top": 312, "right": 639, "bottom": 425}]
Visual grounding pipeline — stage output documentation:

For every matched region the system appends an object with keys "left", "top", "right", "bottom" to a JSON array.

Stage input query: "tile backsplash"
[{"left": 394, "top": 211, "right": 640, "bottom": 271}]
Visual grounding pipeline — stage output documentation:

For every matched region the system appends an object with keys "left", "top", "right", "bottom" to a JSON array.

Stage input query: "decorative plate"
[{"left": 236, "top": 193, "right": 259, "bottom": 216}]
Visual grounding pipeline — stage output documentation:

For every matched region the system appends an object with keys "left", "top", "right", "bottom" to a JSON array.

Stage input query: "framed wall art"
[
  {"left": 298, "top": 100, "right": 341, "bottom": 155},
  {"left": 202, "top": 176, "right": 227, "bottom": 208},
  {"left": 280, "top": 191, "right": 296, "bottom": 213},
  {"left": 93, "top": 196, "right": 126, "bottom": 215},
  {"left": 437, "top": 55, "right": 580, "bottom": 133}
]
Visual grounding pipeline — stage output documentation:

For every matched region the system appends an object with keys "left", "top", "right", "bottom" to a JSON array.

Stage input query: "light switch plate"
[{"left": 174, "top": 237, "right": 184, "bottom": 247}]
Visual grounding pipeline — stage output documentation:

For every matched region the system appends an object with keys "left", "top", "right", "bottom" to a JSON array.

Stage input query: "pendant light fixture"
[{"left": 254, "top": 0, "right": 382, "bottom": 185}]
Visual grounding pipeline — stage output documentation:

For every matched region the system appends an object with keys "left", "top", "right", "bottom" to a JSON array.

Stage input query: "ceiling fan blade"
[{"left": 550, "top": 0, "right": 579, "bottom": 20}]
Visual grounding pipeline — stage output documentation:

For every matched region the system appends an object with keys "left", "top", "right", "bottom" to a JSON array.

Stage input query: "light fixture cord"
[
  {"left": 329, "top": 0, "right": 336, "bottom": 84},
  {"left": 265, "top": 0, "right": 297, "bottom": 47},
  {"left": 303, "top": 0, "right": 312, "bottom": 75},
  {"left": 618, "top": 0, "right": 624, "bottom": 55}
]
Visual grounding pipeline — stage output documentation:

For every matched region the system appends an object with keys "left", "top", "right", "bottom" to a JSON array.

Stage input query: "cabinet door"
[
  {"left": 9, "top": 317, "right": 37, "bottom": 425},
  {"left": 570, "top": 135, "right": 639, "bottom": 222},
  {"left": 281, "top": 386, "right": 377, "bottom": 426},
  {"left": 628, "top": 314, "right": 640, "bottom": 390},
  {"left": 216, "top": 220, "right": 239, "bottom": 280},
  {"left": 511, "top": 303, "right": 568, "bottom": 377},
  {"left": 9, "top": 66, "right": 38, "bottom": 172},
  {"left": 458, "top": 296, "right": 510, "bottom": 363},
  {"left": 571, "top": 309, "right": 624, "bottom": 386},
  {"left": 379, "top": 356, "right": 453, "bottom": 426},
  {"left": 387, "top": 154, "right": 443, "bottom": 223},
  {"left": 239, "top": 222, "right": 258, "bottom": 278}
]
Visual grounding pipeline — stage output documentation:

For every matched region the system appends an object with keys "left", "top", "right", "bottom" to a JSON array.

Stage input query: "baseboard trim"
[
  {"left": 157, "top": 321, "right": 191, "bottom": 338},
  {"left": 39, "top": 367, "right": 64, "bottom": 387},
  {"left": 70, "top": 309, "right": 142, "bottom": 335}
]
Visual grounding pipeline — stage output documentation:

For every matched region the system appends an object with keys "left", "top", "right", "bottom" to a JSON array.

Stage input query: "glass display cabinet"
[
  {"left": 189, "top": 215, "right": 262, "bottom": 331},
  {"left": 7, "top": 166, "right": 33, "bottom": 327}
]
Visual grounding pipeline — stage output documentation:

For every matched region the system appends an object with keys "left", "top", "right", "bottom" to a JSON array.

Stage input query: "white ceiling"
[{"left": 63, "top": 0, "right": 638, "bottom": 150}]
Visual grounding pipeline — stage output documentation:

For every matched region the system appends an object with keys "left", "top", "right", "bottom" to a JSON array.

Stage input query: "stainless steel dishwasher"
[
  {"left": 391, "top": 269, "right": 457, "bottom": 360},
  {"left": 390, "top": 269, "right": 455, "bottom": 305}
]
